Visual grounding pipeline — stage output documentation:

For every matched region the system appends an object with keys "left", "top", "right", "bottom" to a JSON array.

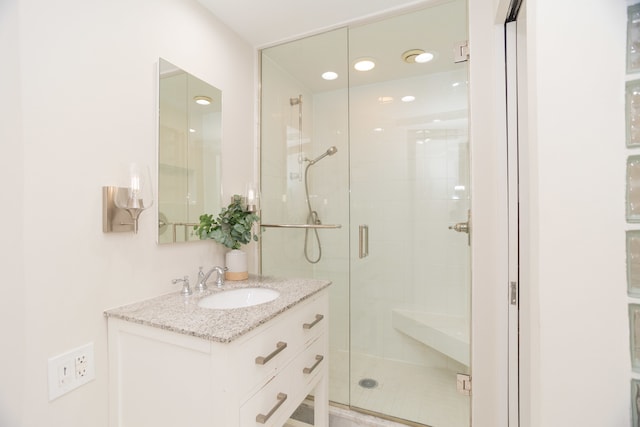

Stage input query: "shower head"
[
  {"left": 306, "top": 146, "right": 338, "bottom": 165},
  {"left": 290, "top": 95, "right": 302, "bottom": 106}
]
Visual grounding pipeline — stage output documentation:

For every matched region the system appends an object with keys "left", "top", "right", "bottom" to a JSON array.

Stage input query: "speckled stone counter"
[{"left": 104, "top": 275, "right": 331, "bottom": 343}]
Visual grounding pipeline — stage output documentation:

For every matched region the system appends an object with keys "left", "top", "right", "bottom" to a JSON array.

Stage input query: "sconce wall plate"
[{"left": 102, "top": 186, "right": 135, "bottom": 233}]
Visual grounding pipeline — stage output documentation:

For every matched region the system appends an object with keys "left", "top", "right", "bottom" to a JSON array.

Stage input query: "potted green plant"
[{"left": 194, "top": 195, "right": 260, "bottom": 280}]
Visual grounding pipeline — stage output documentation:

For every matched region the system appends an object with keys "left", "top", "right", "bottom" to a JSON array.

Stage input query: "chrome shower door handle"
[
  {"left": 449, "top": 222, "right": 469, "bottom": 233},
  {"left": 359, "top": 225, "right": 369, "bottom": 258},
  {"left": 448, "top": 210, "right": 471, "bottom": 245}
]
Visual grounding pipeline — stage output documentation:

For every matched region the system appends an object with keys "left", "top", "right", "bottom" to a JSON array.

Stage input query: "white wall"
[
  {"left": 1, "top": 0, "right": 255, "bottom": 425},
  {"left": 522, "top": 0, "right": 629, "bottom": 426},
  {"left": 0, "top": 0, "right": 26, "bottom": 426}
]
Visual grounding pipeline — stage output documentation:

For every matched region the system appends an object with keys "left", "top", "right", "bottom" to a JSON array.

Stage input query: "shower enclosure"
[{"left": 260, "top": 2, "right": 470, "bottom": 425}]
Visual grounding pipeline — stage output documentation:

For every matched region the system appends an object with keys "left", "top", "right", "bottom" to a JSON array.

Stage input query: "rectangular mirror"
[{"left": 158, "top": 58, "right": 222, "bottom": 244}]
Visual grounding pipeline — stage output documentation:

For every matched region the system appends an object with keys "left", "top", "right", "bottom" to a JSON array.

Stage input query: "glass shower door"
[
  {"left": 260, "top": 1, "right": 470, "bottom": 425},
  {"left": 347, "top": 3, "right": 471, "bottom": 426}
]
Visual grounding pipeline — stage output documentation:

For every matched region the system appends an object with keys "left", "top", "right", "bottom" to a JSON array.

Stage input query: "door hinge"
[
  {"left": 454, "top": 40, "right": 469, "bottom": 63},
  {"left": 510, "top": 281, "right": 518, "bottom": 305},
  {"left": 457, "top": 373, "right": 471, "bottom": 395}
]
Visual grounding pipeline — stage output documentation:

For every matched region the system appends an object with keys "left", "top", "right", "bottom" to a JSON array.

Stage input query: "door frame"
[
  {"left": 468, "top": 0, "right": 516, "bottom": 425},
  {"left": 506, "top": 19, "right": 520, "bottom": 427}
]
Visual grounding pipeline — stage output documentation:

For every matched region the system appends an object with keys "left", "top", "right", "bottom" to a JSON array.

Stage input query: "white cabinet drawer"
[
  {"left": 236, "top": 293, "right": 328, "bottom": 396},
  {"left": 236, "top": 324, "right": 293, "bottom": 395},
  {"left": 240, "top": 334, "right": 327, "bottom": 427},
  {"left": 290, "top": 296, "right": 328, "bottom": 348},
  {"left": 293, "top": 334, "right": 328, "bottom": 388},
  {"left": 239, "top": 362, "right": 300, "bottom": 427}
]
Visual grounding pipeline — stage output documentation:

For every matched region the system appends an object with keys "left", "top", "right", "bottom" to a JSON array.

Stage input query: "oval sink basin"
[{"left": 198, "top": 288, "right": 280, "bottom": 310}]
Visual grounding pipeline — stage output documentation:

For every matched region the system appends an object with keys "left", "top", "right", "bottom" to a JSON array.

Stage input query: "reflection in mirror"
[{"left": 158, "top": 58, "right": 222, "bottom": 244}]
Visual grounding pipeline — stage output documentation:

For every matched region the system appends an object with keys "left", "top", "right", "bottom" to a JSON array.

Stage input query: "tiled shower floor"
[{"left": 328, "top": 351, "right": 470, "bottom": 427}]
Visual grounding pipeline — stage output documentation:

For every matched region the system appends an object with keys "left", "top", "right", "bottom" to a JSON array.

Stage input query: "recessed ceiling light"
[
  {"left": 415, "top": 52, "right": 434, "bottom": 63},
  {"left": 452, "top": 82, "right": 460, "bottom": 87},
  {"left": 377, "top": 96, "right": 393, "bottom": 104},
  {"left": 402, "top": 49, "right": 434, "bottom": 64},
  {"left": 354, "top": 59, "right": 375, "bottom": 71},
  {"left": 373, "top": 127, "right": 384, "bottom": 132},
  {"left": 189, "top": 128, "right": 196, "bottom": 133},
  {"left": 401, "top": 95, "right": 416, "bottom": 102},
  {"left": 322, "top": 71, "right": 338, "bottom": 80},
  {"left": 194, "top": 95, "right": 212, "bottom": 105}
]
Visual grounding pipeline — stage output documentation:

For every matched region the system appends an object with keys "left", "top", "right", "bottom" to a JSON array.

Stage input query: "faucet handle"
[
  {"left": 172, "top": 275, "right": 192, "bottom": 296},
  {"left": 214, "top": 266, "right": 227, "bottom": 287}
]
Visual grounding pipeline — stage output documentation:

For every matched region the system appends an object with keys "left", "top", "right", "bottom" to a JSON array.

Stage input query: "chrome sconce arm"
[{"left": 102, "top": 163, "right": 153, "bottom": 234}]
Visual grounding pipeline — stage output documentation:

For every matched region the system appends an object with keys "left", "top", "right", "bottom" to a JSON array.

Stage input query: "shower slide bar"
[{"left": 260, "top": 223, "right": 341, "bottom": 229}]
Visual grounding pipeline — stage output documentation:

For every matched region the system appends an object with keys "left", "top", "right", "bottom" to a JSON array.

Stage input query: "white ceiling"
[{"left": 196, "top": 0, "right": 441, "bottom": 47}]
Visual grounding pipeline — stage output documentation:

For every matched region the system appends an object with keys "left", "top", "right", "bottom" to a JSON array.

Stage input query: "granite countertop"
[{"left": 104, "top": 275, "right": 331, "bottom": 343}]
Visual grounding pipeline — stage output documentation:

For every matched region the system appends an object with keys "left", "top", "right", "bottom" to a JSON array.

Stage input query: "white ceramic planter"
[{"left": 225, "top": 249, "right": 248, "bottom": 280}]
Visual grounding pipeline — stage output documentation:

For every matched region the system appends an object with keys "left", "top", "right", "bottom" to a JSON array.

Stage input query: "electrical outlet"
[
  {"left": 48, "top": 342, "right": 95, "bottom": 401},
  {"left": 75, "top": 354, "right": 87, "bottom": 378}
]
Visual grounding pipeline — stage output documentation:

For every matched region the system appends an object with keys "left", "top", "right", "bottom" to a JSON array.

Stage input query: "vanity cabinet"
[{"left": 107, "top": 289, "right": 328, "bottom": 427}]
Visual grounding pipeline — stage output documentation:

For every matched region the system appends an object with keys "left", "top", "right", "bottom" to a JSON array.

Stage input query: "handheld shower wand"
[
  {"left": 303, "top": 145, "right": 338, "bottom": 263},
  {"left": 305, "top": 146, "right": 338, "bottom": 165}
]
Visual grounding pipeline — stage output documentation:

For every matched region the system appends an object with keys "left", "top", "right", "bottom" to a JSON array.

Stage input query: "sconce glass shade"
[
  {"left": 245, "top": 183, "right": 260, "bottom": 213},
  {"left": 114, "top": 163, "right": 154, "bottom": 233}
]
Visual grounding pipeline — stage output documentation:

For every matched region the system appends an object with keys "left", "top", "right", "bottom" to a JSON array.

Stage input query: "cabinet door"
[{"left": 108, "top": 319, "right": 216, "bottom": 427}]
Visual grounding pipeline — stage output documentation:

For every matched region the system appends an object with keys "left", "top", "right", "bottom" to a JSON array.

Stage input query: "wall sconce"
[
  {"left": 103, "top": 163, "right": 154, "bottom": 234},
  {"left": 245, "top": 183, "right": 260, "bottom": 213}
]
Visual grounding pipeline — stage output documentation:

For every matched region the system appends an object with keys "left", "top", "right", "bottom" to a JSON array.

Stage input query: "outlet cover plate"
[{"left": 47, "top": 342, "right": 95, "bottom": 401}]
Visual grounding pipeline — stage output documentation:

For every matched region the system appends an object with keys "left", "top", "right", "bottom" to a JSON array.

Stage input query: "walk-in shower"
[{"left": 260, "top": 1, "right": 470, "bottom": 425}]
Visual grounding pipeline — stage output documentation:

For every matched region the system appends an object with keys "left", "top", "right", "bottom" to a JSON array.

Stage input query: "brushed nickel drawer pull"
[
  {"left": 255, "top": 341, "right": 287, "bottom": 365},
  {"left": 303, "top": 355, "right": 324, "bottom": 374},
  {"left": 256, "top": 392, "right": 288, "bottom": 424},
  {"left": 303, "top": 314, "right": 324, "bottom": 330}
]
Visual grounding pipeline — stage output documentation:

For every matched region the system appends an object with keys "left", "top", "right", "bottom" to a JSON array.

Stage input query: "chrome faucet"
[{"left": 198, "top": 266, "right": 226, "bottom": 291}]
